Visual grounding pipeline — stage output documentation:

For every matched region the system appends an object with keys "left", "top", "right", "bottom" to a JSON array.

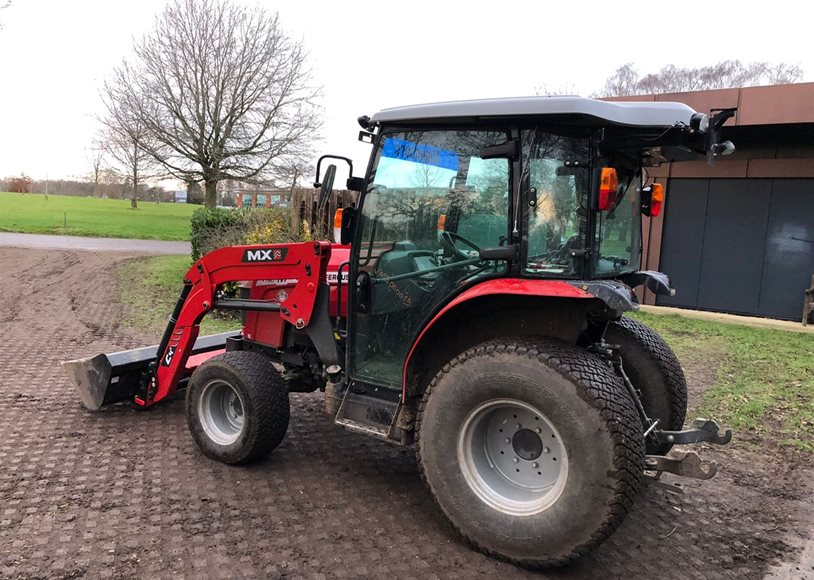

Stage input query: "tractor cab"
[{"left": 333, "top": 97, "right": 734, "bottom": 392}]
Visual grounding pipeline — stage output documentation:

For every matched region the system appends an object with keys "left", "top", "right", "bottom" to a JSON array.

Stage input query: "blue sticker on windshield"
[{"left": 382, "top": 138, "right": 458, "bottom": 171}]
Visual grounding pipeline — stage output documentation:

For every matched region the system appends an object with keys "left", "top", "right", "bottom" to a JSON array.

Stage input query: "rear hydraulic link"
[{"left": 589, "top": 338, "right": 732, "bottom": 481}]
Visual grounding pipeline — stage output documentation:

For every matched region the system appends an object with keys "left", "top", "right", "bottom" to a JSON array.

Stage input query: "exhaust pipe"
[{"left": 62, "top": 331, "right": 238, "bottom": 410}]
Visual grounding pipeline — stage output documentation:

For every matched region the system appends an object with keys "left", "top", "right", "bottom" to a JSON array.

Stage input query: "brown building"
[{"left": 608, "top": 83, "right": 814, "bottom": 320}]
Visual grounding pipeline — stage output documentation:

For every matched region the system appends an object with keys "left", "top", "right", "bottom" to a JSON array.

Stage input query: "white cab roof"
[{"left": 371, "top": 96, "right": 698, "bottom": 128}]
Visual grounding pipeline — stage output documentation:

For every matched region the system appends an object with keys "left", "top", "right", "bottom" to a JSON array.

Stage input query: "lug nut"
[
  {"left": 536, "top": 428, "right": 541, "bottom": 433},
  {"left": 516, "top": 424, "right": 522, "bottom": 429},
  {"left": 532, "top": 462, "right": 539, "bottom": 468},
  {"left": 504, "top": 438, "right": 510, "bottom": 444},
  {"left": 543, "top": 447, "right": 550, "bottom": 454},
  {"left": 513, "top": 458, "right": 519, "bottom": 463}
]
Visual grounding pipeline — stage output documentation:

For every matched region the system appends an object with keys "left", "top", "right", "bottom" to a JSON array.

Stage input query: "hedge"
[{"left": 190, "top": 207, "right": 308, "bottom": 260}]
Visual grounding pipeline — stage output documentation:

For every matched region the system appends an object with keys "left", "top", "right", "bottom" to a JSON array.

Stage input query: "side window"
[
  {"left": 595, "top": 172, "right": 641, "bottom": 275},
  {"left": 522, "top": 131, "right": 590, "bottom": 277}
]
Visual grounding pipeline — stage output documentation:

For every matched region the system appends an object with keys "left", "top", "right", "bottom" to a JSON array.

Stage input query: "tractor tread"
[
  {"left": 609, "top": 316, "right": 688, "bottom": 431},
  {"left": 187, "top": 351, "right": 289, "bottom": 465},
  {"left": 416, "top": 337, "right": 645, "bottom": 569}
]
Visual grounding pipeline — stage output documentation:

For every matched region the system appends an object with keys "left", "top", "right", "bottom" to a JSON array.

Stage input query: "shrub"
[{"left": 190, "top": 207, "right": 307, "bottom": 260}]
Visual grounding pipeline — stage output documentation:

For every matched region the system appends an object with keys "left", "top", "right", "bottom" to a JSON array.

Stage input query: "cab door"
[{"left": 348, "top": 128, "right": 511, "bottom": 389}]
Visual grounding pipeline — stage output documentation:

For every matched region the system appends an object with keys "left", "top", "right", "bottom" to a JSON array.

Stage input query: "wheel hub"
[
  {"left": 457, "top": 399, "right": 568, "bottom": 516},
  {"left": 198, "top": 379, "right": 245, "bottom": 446},
  {"left": 512, "top": 428, "right": 543, "bottom": 461}
]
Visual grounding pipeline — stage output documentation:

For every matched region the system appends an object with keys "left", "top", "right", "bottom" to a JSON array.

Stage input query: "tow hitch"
[
  {"left": 645, "top": 451, "right": 718, "bottom": 480},
  {"left": 606, "top": 348, "right": 733, "bottom": 481},
  {"left": 652, "top": 418, "right": 732, "bottom": 447},
  {"left": 646, "top": 418, "right": 732, "bottom": 481}
]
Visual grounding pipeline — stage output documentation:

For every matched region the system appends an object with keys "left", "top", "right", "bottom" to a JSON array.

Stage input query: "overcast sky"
[{"left": 0, "top": 0, "right": 810, "bottom": 186}]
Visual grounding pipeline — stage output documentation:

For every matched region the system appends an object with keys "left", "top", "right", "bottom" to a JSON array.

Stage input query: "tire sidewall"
[
  {"left": 605, "top": 318, "right": 688, "bottom": 454},
  {"left": 419, "top": 352, "right": 621, "bottom": 562},
  {"left": 606, "top": 326, "right": 673, "bottom": 424},
  {"left": 186, "top": 360, "right": 262, "bottom": 464}
]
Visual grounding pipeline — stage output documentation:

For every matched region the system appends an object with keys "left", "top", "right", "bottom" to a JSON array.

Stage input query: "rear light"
[
  {"left": 333, "top": 208, "right": 343, "bottom": 243},
  {"left": 650, "top": 183, "right": 664, "bottom": 217},
  {"left": 598, "top": 168, "right": 618, "bottom": 211},
  {"left": 437, "top": 213, "right": 447, "bottom": 232}
]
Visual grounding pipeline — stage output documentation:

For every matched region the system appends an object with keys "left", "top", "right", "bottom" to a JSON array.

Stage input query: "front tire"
[
  {"left": 186, "top": 351, "right": 289, "bottom": 465},
  {"left": 416, "top": 339, "right": 644, "bottom": 568}
]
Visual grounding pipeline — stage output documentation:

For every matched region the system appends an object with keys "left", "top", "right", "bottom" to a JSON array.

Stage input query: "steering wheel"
[{"left": 440, "top": 231, "right": 481, "bottom": 261}]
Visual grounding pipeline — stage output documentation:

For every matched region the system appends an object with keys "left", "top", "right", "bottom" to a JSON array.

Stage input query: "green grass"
[
  {"left": 116, "top": 255, "right": 240, "bottom": 336},
  {"left": 0, "top": 192, "right": 196, "bottom": 240},
  {"left": 632, "top": 311, "right": 814, "bottom": 451}
]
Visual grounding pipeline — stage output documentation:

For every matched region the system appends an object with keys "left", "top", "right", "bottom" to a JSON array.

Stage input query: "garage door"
[{"left": 657, "top": 178, "right": 814, "bottom": 320}]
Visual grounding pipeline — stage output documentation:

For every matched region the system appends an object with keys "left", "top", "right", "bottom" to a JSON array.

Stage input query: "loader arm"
[
  {"left": 65, "top": 241, "right": 332, "bottom": 410},
  {"left": 143, "top": 241, "right": 332, "bottom": 407}
]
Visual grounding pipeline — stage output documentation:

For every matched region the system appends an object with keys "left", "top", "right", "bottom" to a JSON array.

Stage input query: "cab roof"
[{"left": 370, "top": 96, "right": 699, "bottom": 128}]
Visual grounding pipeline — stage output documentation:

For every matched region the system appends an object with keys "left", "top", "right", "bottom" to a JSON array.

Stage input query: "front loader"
[{"left": 64, "top": 96, "right": 735, "bottom": 568}]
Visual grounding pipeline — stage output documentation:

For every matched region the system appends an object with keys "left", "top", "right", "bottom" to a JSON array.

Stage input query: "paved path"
[
  {"left": 640, "top": 304, "right": 814, "bottom": 334},
  {"left": 0, "top": 232, "right": 190, "bottom": 255}
]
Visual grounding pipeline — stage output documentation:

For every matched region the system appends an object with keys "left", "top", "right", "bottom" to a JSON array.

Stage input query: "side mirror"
[{"left": 318, "top": 164, "right": 336, "bottom": 211}]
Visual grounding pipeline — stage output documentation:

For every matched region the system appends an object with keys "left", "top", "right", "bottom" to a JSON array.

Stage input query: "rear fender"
[{"left": 402, "top": 279, "right": 595, "bottom": 399}]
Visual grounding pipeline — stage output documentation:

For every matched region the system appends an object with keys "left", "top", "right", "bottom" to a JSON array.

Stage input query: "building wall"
[
  {"left": 608, "top": 84, "right": 814, "bottom": 319},
  {"left": 655, "top": 178, "right": 814, "bottom": 320}
]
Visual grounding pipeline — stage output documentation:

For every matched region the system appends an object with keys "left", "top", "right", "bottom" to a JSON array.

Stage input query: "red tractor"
[{"left": 65, "top": 97, "right": 734, "bottom": 568}]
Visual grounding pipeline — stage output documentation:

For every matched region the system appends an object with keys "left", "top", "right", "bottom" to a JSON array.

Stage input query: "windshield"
[{"left": 521, "top": 129, "right": 590, "bottom": 277}]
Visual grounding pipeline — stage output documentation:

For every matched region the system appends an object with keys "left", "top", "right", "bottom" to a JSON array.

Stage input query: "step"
[{"left": 334, "top": 381, "right": 401, "bottom": 439}]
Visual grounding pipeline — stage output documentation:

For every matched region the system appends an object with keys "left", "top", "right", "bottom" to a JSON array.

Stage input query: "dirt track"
[{"left": 0, "top": 247, "right": 812, "bottom": 579}]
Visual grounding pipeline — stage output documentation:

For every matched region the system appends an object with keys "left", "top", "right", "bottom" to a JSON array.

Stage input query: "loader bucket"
[{"left": 63, "top": 331, "right": 238, "bottom": 410}]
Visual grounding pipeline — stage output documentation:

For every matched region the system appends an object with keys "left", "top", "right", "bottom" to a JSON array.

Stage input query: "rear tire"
[
  {"left": 605, "top": 317, "right": 687, "bottom": 454},
  {"left": 416, "top": 338, "right": 644, "bottom": 568},
  {"left": 186, "top": 351, "right": 289, "bottom": 465}
]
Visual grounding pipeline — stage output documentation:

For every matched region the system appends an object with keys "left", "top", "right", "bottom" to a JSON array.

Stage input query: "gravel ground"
[{"left": 0, "top": 247, "right": 811, "bottom": 579}]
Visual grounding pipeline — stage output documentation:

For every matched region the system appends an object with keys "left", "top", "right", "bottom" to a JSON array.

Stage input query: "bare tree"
[
  {"left": 99, "top": 90, "right": 162, "bottom": 209},
  {"left": 86, "top": 142, "right": 105, "bottom": 197},
  {"left": 9, "top": 174, "right": 31, "bottom": 194},
  {"left": 0, "top": 1, "right": 10, "bottom": 30},
  {"left": 107, "top": 0, "right": 321, "bottom": 208},
  {"left": 534, "top": 82, "right": 579, "bottom": 97},
  {"left": 273, "top": 158, "right": 312, "bottom": 230},
  {"left": 598, "top": 60, "right": 805, "bottom": 97},
  {"left": 186, "top": 180, "right": 204, "bottom": 205}
]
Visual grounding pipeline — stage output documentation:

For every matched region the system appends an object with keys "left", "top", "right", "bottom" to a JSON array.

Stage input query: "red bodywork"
[
  {"left": 400, "top": 279, "right": 593, "bottom": 397},
  {"left": 242, "top": 246, "right": 350, "bottom": 348},
  {"left": 138, "top": 241, "right": 334, "bottom": 407},
  {"left": 139, "top": 242, "right": 595, "bottom": 408}
]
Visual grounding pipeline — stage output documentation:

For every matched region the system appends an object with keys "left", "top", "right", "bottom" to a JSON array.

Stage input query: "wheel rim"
[
  {"left": 198, "top": 379, "right": 245, "bottom": 446},
  {"left": 457, "top": 399, "right": 568, "bottom": 516}
]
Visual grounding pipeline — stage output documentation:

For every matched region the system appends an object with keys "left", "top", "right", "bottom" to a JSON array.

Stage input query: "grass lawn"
[
  {"left": 116, "top": 255, "right": 240, "bottom": 336},
  {"left": 0, "top": 192, "right": 196, "bottom": 240},
  {"left": 632, "top": 311, "right": 814, "bottom": 451}
]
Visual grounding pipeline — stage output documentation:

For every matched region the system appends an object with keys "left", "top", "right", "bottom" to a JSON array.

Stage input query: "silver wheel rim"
[
  {"left": 198, "top": 379, "right": 245, "bottom": 446},
  {"left": 457, "top": 399, "right": 568, "bottom": 516}
]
